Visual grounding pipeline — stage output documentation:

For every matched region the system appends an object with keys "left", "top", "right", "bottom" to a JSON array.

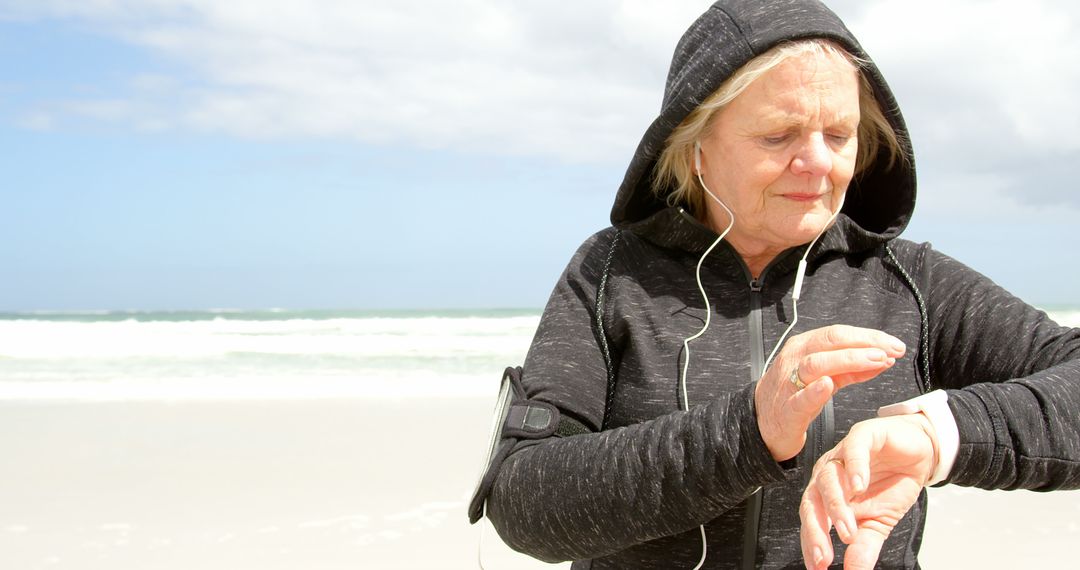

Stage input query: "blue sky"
[{"left": 3, "top": 0, "right": 1079, "bottom": 311}]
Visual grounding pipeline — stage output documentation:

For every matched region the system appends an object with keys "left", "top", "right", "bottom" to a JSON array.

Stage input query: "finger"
[
  {"left": 843, "top": 524, "right": 889, "bottom": 570},
  {"left": 798, "top": 348, "right": 896, "bottom": 388},
  {"left": 815, "top": 458, "right": 857, "bottom": 544},
  {"left": 799, "top": 485, "right": 834, "bottom": 570},
  {"left": 836, "top": 425, "right": 876, "bottom": 495},
  {"left": 785, "top": 375, "right": 834, "bottom": 428},
  {"left": 760, "top": 376, "right": 835, "bottom": 462},
  {"left": 828, "top": 367, "right": 895, "bottom": 391},
  {"left": 796, "top": 325, "right": 906, "bottom": 358}
]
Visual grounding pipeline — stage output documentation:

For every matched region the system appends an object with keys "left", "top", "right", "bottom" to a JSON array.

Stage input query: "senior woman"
[{"left": 476, "top": 1, "right": 1080, "bottom": 568}]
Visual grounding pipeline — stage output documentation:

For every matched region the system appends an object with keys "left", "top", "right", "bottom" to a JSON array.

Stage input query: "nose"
[{"left": 790, "top": 134, "right": 832, "bottom": 177}]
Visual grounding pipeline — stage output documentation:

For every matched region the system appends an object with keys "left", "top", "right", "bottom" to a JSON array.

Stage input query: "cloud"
[
  {"left": 3, "top": 0, "right": 710, "bottom": 163},
  {"left": 836, "top": 0, "right": 1080, "bottom": 207},
  {"left": 7, "top": 0, "right": 1080, "bottom": 209},
  {"left": 15, "top": 110, "right": 55, "bottom": 131}
]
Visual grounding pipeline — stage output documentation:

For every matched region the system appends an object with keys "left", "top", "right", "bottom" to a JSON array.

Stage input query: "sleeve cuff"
[{"left": 877, "top": 390, "right": 959, "bottom": 486}]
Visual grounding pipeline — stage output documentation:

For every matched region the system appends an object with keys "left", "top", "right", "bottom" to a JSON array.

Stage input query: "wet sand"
[{"left": 0, "top": 398, "right": 1076, "bottom": 569}]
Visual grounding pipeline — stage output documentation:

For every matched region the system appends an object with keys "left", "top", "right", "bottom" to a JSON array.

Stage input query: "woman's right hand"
[
  {"left": 798, "top": 414, "right": 936, "bottom": 570},
  {"left": 754, "top": 325, "right": 906, "bottom": 461}
]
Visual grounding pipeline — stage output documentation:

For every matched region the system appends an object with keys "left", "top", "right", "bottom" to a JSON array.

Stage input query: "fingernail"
[
  {"left": 813, "top": 546, "right": 824, "bottom": 566},
  {"left": 885, "top": 357, "right": 895, "bottom": 366},
  {"left": 866, "top": 349, "right": 886, "bottom": 362},
  {"left": 851, "top": 474, "right": 864, "bottom": 492},
  {"left": 816, "top": 377, "right": 830, "bottom": 391},
  {"left": 891, "top": 339, "right": 906, "bottom": 353}
]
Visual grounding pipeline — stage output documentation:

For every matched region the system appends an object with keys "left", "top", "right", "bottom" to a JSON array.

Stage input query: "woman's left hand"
[
  {"left": 755, "top": 325, "right": 906, "bottom": 461},
  {"left": 798, "top": 414, "right": 937, "bottom": 570}
]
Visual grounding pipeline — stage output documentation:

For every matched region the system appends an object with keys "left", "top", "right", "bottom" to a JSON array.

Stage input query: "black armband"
[{"left": 467, "top": 366, "right": 589, "bottom": 524}]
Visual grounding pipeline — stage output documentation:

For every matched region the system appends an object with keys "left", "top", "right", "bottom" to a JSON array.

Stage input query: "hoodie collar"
[{"left": 626, "top": 206, "right": 874, "bottom": 281}]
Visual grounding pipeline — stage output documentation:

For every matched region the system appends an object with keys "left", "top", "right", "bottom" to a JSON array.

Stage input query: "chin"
[{"left": 786, "top": 220, "right": 832, "bottom": 244}]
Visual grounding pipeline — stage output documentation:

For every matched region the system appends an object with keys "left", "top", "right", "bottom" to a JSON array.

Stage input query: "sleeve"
[
  {"left": 919, "top": 246, "right": 1080, "bottom": 490},
  {"left": 485, "top": 229, "right": 788, "bottom": 563}
]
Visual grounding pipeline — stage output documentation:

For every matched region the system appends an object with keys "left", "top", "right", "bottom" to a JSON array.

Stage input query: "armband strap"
[
  {"left": 503, "top": 402, "right": 558, "bottom": 438},
  {"left": 467, "top": 366, "right": 591, "bottom": 525},
  {"left": 555, "top": 416, "right": 591, "bottom": 437},
  {"left": 503, "top": 403, "right": 591, "bottom": 438},
  {"left": 877, "top": 390, "right": 959, "bottom": 486}
]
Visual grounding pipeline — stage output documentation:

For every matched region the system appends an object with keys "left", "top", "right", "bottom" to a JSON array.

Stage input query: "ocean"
[
  {"left": 0, "top": 309, "right": 542, "bottom": 401},
  {"left": 2, "top": 307, "right": 1078, "bottom": 402}
]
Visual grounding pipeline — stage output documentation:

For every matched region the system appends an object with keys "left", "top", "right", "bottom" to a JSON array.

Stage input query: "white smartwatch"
[{"left": 877, "top": 390, "right": 959, "bottom": 486}]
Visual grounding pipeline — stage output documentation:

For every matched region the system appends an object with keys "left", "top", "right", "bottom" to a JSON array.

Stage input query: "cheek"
[
  {"left": 714, "top": 147, "right": 795, "bottom": 211},
  {"left": 721, "top": 168, "right": 769, "bottom": 211},
  {"left": 743, "top": 160, "right": 789, "bottom": 206},
  {"left": 830, "top": 155, "right": 858, "bottom": 188}
]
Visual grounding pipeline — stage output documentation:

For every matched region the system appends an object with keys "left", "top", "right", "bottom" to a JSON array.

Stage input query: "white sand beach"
[{"left": 1, "top": 396, "right": 1079, "bottom": 569}]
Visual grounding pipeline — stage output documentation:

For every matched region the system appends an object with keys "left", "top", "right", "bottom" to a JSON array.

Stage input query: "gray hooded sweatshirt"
[{"left": 486, "top": 1, "right": 1080, "bottom": 568}]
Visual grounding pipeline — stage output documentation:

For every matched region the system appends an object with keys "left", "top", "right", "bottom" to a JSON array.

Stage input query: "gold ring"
[
  {"left": 789, "top": 366, "right": 806, "bottom": 390},
  {"left": 828, "top": 458, "right": 845, "bottom": 468}
]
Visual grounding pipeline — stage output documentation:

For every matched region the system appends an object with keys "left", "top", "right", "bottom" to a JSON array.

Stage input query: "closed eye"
[
  {"left": 761, "top": 133, "right": 793, "bottom": 146},
  {"left": 827, "top": 132, "right": 855, "bottom": 146}
]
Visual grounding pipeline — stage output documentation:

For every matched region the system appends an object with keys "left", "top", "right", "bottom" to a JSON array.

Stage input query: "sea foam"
[
  {"left": 0, "top": 313, "right": 539, "bottom": 401},
  {"left": 1, "top": 309, "right": 1076, "bottom": 401}
]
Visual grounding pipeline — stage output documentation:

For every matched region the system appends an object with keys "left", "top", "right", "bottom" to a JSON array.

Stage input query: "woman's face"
[{"left": 697, "top": 50, "right": 860, "bottom": 268}]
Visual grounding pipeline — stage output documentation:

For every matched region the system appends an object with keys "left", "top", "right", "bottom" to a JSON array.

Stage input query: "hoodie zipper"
[
  {"left": 741, "top": 274, "right": 766, "bottom": 570},
  {"left": 801, "top": 399, "right": 835, "bottom": 488},
  {"left": 739, "top": 263, "right": 834, "bottom": 568},
  {"left": 747, "top": 277, "right": 766, "bottom": 377}
]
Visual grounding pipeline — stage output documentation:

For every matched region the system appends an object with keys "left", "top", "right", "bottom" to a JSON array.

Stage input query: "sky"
[{"left": 2, "top": 0, "right": 1079, "bottom": 311}]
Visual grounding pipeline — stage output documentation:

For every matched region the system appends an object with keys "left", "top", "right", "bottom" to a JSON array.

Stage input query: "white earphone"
[
  {"left": 681, "top": 140, "right": 733, "bottom": 570},
  {"left": 680, "top": 139, "right": 846, "bottom": 570}
]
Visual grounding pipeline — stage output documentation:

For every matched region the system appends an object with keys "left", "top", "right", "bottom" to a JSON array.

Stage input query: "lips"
[{"left": 782, "top": 193, "right": 827, "bottom": 202}]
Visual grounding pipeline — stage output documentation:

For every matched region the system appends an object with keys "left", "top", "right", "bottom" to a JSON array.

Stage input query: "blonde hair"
[{"left": 652, "top": 40, "right": 904, "bottom": 218}]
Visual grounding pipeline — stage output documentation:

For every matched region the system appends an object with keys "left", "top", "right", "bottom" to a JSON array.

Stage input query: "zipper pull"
[{"left": 749, "top": 278, "right": 762, "bottom": 292}]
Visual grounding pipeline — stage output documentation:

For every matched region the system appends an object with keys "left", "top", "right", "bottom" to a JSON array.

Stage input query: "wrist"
[{"left": 878, "top": 390, "right": 959, "bottom": 486}]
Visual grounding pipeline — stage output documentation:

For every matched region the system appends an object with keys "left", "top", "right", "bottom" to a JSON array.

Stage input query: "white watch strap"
[{"left": 878, "top": 390, "right": 959, "bottom": 486}]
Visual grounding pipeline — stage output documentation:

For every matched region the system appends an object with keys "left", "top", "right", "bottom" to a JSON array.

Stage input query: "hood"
[{"left": 611, "top": 0, "right": 916, "bottom": 245}]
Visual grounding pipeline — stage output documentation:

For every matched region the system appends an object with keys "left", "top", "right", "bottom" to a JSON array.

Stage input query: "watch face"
[{"left": 472, "top": 371, "right": 515, "bottom": 503}]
